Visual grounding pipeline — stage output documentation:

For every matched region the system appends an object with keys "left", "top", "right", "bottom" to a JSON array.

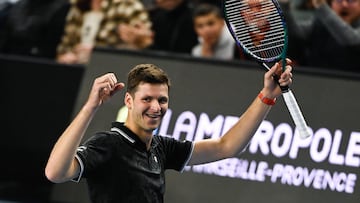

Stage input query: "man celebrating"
[{"left": 45, "top": 61, "right": 293, "bottom": 202}]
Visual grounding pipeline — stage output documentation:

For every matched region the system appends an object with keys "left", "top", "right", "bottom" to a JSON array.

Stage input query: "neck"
[{"left": 124, "top": 122, "right": 153, "bottom": 150}]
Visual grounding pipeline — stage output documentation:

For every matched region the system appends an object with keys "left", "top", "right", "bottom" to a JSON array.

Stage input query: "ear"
[{"left": 124, "top": 92, "right": 133, "bottom": 109}]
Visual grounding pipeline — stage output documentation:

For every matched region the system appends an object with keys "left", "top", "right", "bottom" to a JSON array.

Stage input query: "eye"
[
  {"left": 159, "top": 97, "right": 168, "bottom": 104},
  {"left": 143, "top": 97, "right": 152, "bottom": 103},
  {"left": 207, "top": 21, "right": 215, "bottom": 27},
  {"left": 195, "top": 23, "right": 204, "bottom": 29}
]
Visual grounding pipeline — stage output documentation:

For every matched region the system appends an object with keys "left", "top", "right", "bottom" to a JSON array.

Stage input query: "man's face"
[
  {"left": 194, "top": 13, "right": 225, "bottom": 46},
  {"left": 126, "top": 82, "right": 169, "bottom": 134},
  {"left": 331, "top": 0, "right": 360, "bottom": 24}
]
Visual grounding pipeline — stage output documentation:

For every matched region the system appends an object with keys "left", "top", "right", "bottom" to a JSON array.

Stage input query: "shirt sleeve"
[
  {"left": 74, "top": 132, "right": 118, "bottom": 181},
  {"left": 71, "top": 153, "right": 85, "bottom": 183}
]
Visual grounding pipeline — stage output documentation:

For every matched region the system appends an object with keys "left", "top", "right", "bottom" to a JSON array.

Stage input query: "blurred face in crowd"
[
  {"left": 155, "top": 0, "right": 183, "bottom": 10},
  {"left": 194, "top": 13, "right": 225, "bottom": 47},
  {"left": 331, "top": 0, "right": 360, "bottom": 24}
]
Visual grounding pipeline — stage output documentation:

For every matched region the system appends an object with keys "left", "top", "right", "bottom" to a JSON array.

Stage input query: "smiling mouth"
[{"left": 146, "top": 113, "right": 162, "bottom": 119}]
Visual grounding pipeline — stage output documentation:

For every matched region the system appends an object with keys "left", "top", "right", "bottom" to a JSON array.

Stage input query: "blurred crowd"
[{"left": 0, "top": 0, "right": 359, "bottom": 72}]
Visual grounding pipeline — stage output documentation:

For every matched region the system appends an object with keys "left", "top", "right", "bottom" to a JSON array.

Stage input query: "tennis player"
[{"left": 45, "top": 61, "right": 293, "bottom": 202}]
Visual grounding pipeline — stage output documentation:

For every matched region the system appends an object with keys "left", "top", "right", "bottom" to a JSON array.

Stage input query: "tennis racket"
[{"left": 223, "top": 0, "right": 311, "bottom": 139}]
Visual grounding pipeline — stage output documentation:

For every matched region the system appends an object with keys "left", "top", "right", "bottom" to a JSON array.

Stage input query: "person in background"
[
  {"left": 283, "top": 0, "right": 360, "bottom": 72},
  {"left": 148, "top": 0, "right": 198, "bottom": 54},
  {"left": 96, "top": 0, "right": 153, "bottom": 49},
  {"left": 0, "top": 0, "right": 70, "bottom": 59},
  {"left": 57, "top": 0, "right": 153, "bottom": 64},
  {"left": 191, "top": 3, "right": 242, "bottom": 60},
  {"left": 45, "top": 60, "right": 293, "bottom": 202}
]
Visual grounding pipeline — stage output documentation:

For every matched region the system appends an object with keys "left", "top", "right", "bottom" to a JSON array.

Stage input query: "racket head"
[{"left": 223, "top": 0, "right": 288, "bottom": 68}]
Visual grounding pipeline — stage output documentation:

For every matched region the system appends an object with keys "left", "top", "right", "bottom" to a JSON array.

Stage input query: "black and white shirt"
[{"left": 74, "top": 122, "right": 194, "bottom": 203}]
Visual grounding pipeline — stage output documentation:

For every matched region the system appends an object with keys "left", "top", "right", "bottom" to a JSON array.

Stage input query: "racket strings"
[{"left": 225, "top": 0, "right": 286, "bottom": 60}]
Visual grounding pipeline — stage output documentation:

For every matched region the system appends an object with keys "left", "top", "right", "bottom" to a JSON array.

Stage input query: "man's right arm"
[
  {"left": 45, "top": 104, "right": 98, "bottom": 183},
  {"left": 45, "top": 73, "right": 125, "bottom": 183}
]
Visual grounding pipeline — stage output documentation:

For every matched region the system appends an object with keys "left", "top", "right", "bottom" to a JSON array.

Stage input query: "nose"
[{"left": 150, "top": 100, "right": 161, "bottom": 112}]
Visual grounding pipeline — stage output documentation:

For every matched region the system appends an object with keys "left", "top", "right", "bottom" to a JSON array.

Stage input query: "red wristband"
[{"left": 258, "top": 92, "right": 276, "bottom": 106}]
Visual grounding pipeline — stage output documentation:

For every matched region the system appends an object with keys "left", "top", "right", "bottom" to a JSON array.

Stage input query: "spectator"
[
  {"left": 57, "top": 0, "right": 153, "bottom": 64},
  {"left": 191, "top": 3, "right": 242, "bottom": 60},
  {"left": 283, "top": 0, "right": 360, "bottom": 72},
  {"left": 97, "top": 0, "right": 153, "bottom": 49},
  {"left": 0, "top": 0, "right": 70, "bottom": 59},
  {"left": 148, "top": 0, "right": 198, "bottom": 54}
]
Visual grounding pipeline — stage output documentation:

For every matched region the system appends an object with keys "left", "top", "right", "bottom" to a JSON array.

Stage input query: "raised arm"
[
  {"left": 312, "top": 0, "right": 360, "bottom": 45},
  {"left": 45, "top": 73, "right": 124, "bottom": 183},
  {"left": 188, "top": 60, "right": 293, "bottom": 165}
]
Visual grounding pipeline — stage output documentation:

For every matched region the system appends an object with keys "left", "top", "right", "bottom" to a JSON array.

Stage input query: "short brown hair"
[
  {"left": 192, "top": 3, "right": 223, "bottom": 20},
  {"left": 126, "top": 64, "right": 171, "bottom": 95}
]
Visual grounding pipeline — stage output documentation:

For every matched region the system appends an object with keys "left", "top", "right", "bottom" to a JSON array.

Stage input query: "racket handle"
[
  {"left": 261, "top": 62, "right": 311, "bottom": 138},
  {"left": 282, "top": 90, "right": 312, "bottom": 139}
]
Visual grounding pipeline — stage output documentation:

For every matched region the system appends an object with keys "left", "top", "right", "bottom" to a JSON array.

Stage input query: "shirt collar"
[{"left": 110, "top": 122, "right": 158, "bottom": 151}]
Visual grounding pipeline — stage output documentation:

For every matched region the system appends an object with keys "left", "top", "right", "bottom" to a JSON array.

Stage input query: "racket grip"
[{"left": 282, "top": 90, "right": 312, "bottom": 139}]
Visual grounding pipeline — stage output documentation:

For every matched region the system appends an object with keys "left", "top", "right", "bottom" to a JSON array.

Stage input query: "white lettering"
[
  {"left": 172, "top": 111, "right": 197, "bottom": 141},
  {"left": 194, "top": 113, "right": 224, "bottom": 140},
  {"left": 292, "top": 166, "right": 304, "bottom": 186},
  {"left": 158, "top": 109, "right": 172, "bottom": 137},
  {"left": 346, "top": 173, "right": 357, "bottom": 193},
  {"left": 270, "top": 163, "right": 283, "bottom": 183},
  {"left": 329, "top": 130, "right": 345, "bottom": 165},
  {"left": 159, "top": 109, "right": 359, "bottom": 195},
  {"left": 271, "top": 123, "right": 293, "bottom": 158},
  {"left": 303, "top": 167, "right": 316, "bottom": 187},
  {"left": 310, "top": 128, "right": 332, "bottom": 163},
  {"left": 249, "top": 120, "right": 274, "bottom": 155},
  {"left": 289, "top": 128, "right": 313, "bottom": 159},
  {"left": 345, "top": 132, "right": 360, "bottom": 167}
]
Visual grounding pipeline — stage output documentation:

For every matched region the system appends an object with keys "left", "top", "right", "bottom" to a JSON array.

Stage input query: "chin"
[{"left": 147, "top": 123, "right": 160, "bottom": 131}]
